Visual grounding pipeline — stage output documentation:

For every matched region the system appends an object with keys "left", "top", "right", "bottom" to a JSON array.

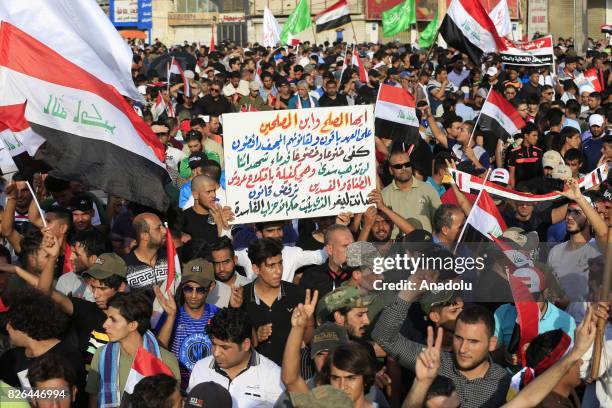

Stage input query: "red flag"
[
  {"left": 62, "top": 243, "right": 73, "bottom": 274},
  {"left": 210, "top": 25, "right": 216, "bottom": 52},
  {"left": 584, "top": 68, "right": 603, "bottom": 92},
  {"left": 352, "top": 48, "right": 368, "bottom": 83},
  {"left": 0, "top": 297, "right": 8, "bottom": 313},
  {"left": 164, "top": 225, "right": 181, "bottom": 293},
  {"left": 124, "top": 347, "right": 173, "bottom": 393}
]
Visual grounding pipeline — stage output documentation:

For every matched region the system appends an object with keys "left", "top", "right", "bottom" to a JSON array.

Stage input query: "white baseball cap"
[
  {"left": 486, "top": 66, "right": 498, "bottom": 77},
  {"left": 489, "top": 168, "right": 510, "bottom": 185},
  {"left": 589, "top": 114, "right": 604, "bottom": 128}
]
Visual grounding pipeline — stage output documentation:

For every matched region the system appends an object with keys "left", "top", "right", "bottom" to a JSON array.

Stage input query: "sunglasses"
[
  {"left": 182, "top": 285, "right": 210, "bottom": 295},
  {"left": 211, "top": 88, "right": 220, "bottom": 92},
  {"left": 390, "top": 161, "right": 412, "bottom": 170}
]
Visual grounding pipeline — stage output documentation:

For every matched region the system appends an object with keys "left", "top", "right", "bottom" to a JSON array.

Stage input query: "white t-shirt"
[
  {"left": 235, "top": 245, "right": 327, "bottom": 283},
  {"left": 580, "top": 323, "right": 612, "bottom": 407},
  {"left": 188, "top": 352, "right": 284, "bottom": 408},
  {"left": 55, "top": 272, "right": 94, "bottom": 301},
  {"left": 547, "top": 241, "right": 601, "bottom": 301}
]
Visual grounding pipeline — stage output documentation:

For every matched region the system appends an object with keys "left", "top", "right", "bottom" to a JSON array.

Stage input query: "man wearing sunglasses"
[
  {"left": 155, "top": 258, "right": 220, "bottom": 390},
  {"left": 377, "top": 147, "right": 441, "bottom": 237},
  {"left": 195, "top": 79, "right": 234, "bottom": 116}
]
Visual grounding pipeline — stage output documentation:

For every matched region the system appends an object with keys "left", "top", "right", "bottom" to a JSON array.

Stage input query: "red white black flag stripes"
[
  {"left": 352, "top": 48, "right": 368, "bottom": 83},
  {"left": 124, "top": 347, "right": 174, "bottom": 394},
  {"left": 375, "top": 84, "right": 419, "bottom": 128},
  {"left": 0, "top": 21, "right": 171, "bottom": 211},
  {"left": 168, "top": 58, "right": 191, "bottom": 98},
  {"left": 479, "top": 90, "right": 526, "bottom": 141},
  {"left": 439, "top": 0, "right": 506, "bottom": 64},
  {"left": 315, "top": 0, "right": 351, "bottom": 33}
]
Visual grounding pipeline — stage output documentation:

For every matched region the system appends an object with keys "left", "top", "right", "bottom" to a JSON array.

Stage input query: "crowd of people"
[{"left": 0, "top": 33, "right": 611, "bottom": 408}]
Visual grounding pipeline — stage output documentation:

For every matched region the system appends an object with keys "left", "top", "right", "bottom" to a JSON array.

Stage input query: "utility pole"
[{"left": 574, "top": 0, "right": 589, "bottom": 55}]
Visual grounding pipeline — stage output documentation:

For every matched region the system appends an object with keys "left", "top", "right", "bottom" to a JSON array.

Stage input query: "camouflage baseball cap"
[
  {"left": 84, "top": 253, "right": 127, "bottom": 280},
  {"left": 182, "top": 258, "right": 215, "bottom": 284},
  {"left": 315, "top": 285, "right": 375, "bottom": 325},
  {"left": 346, "top": 242, "right": 380, "bottom": 271},
  {"left": 420, "top": 290, "right": 455, "bottom": 315},
  {"left": 310, "top": 322, "right": 349, "bottom": 359},
  {"left": 290, "top": 385, "right": 352, "bottom": 408}
]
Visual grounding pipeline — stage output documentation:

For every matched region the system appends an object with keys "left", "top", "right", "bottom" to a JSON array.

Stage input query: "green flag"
[
  {"left": 280, "top": 0, "right": 311, "bottom": 45},
  {"left": 381, "top": 0, "right": 416, "bottom": 38},
  {"left": 418, "top": 12, "right": 439, "bottom": 49}
]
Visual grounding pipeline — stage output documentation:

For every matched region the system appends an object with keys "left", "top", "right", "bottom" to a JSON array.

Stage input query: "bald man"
[
  {"left": 123, "top": 212, "right": 169, "bottom": 291},
  {"left": 181, "top": 175, "right": 229, "bottom": 243}
]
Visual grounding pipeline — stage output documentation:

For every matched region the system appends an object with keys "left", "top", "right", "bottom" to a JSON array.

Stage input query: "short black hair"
[
  {"left": 7, "top": 288, "right": 69, "bottom": 340},
  {"left": 425, "top": 376, "right": 456, "bottom": 402},
  {"left": 564, "top": 148, "right": 583, "bottom": 163},
  {"left": 320, "top": 343, "right": 376, "bottom": 392},
  {"left": 206, "top": 307, "right": 252, "bottom": 344},
  {"left": 19, "top": 228, "right": 43, "bottom": 267},
  {"left": 547, "top": 108, "right": 564, "bottom": 127},
  {"left": 210, "top": 236, "right": 235, "bottom": 257},
  {"left": 107, "top": 293, "right": 152, "bottom": 335},
  {"left": 201, "top": 159, "right": 222, "bottom": 183},
  {"left": 98, "top": 274, "right": 127, "bottom": 291},
  {"left": 131, "top": 374, "right": 178, "bottom": 408},
  {"left": 190, "top": 117, "right": 206, "bottom": 128},
  {"left": 44, "top": 176, "right": 70, "bottom": 193},
  {"left": 255, "top": 220, "right": 285, "bottom": 231},
  {"left": 456, "top": 305, "right": 495, "bottom": 337},
  {"left": 28, "top": 353, "right": 76, "bottom": 390},
  {"left": 12, "top": 171, "right": 33, "bottom": 184},
  {"left": 247, "top": 238, "right": 283, "bottom": 266},
  {"left": 526, "top": 329, "right": 565, "bottom": 368},
  {"left": 433, "top": 204, "right": 462, "bottom": 234},
  {"left": 186, "top": 130, "right": 202, "bottom": 142},
  {"left": 46, "top": 206, "right": 73, "bottom": 227},
  {"left": 69, "top": 229, "right": 108, "bottom": 257},
  {"left": 443, "top": 114, "right": 463, "bottom": 130}
]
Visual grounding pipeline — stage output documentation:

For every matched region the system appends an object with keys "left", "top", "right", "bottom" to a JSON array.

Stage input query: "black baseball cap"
[
  {"left": 185, "top": 382, "right": 232, "bottom": 408},
  {"left": 67, "top": 194, "right": 93, "bottom": 212},
  {"left": 188, "top": 152, "right": 207, "bottom": 169}
]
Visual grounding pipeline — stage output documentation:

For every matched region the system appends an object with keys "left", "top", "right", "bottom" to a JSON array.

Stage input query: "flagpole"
[
  {"left": 339, "top": 42, "right": 350, "bottom": 85},
  {"left": 26, "top": 181, "right": 47, "bottom": 228},
  {"left": 467, "top": 86, "right": 493, "bottom": 146},
  {"left": 453, "top": 168, "right": 492, "bottom": 253},
  {"left": 417, "top": 26, "right": 441, "bottom": 78},
  {"left": 349, "top": 21, "right": 358, "bottom": 43}
]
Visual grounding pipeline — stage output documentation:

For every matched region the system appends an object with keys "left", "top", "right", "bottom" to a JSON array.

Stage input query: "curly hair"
[
  {"left": 206, "top": 308, "right": 252, "bottom": 344},
  {"left": 319, "top": 343, "right": 376, "bottom": 393},
  {"left": 7, "top": 288, "right": 69, "bottom": 340},
  {"left": 28, "top": 352, "right": 76, "bottom": 389},
  {"left": 130, "top": 374, "right": 178, "bottom": 408}
]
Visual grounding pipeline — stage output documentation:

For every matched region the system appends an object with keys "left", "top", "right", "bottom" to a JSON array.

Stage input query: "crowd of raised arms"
[{"left": 0, "top": 34, "right": 611, "bottom": 408}]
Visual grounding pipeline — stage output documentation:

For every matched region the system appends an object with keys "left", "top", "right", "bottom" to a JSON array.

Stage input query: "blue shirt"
[
  {"left": 494, "top": 302, "right": 576, "bottom": 348},
  {"left": 583, "top": 137, "right": 604, "bottom": 172},
  {"left": 427, "top": 177, "right": 446, "bottom": 197},
  {"left": 169, "top": 303, "right": 220, "bottom": 388},
  {"left": 288, "top": 95, "right": 319, "bottom": 109},
  {"left": 179, "top": 180, "right": 192, "bottom": 209}
]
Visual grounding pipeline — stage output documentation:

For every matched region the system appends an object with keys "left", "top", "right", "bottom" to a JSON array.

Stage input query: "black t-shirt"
[
  {"left": 70, "top": 297, "right": 108, "bottom": 367},
  {"left": 181, "top": 208, "right": 219, "bottom": 244},
  {"left": 123, "top": 250, "right": 168, "bottom": 291},
  {"left": 355, "top": 84, "right": 379, "bottom": 105},
  {"left": 507, "top": 145, "right": 544, "bottom": 185},
  {"left": 0, "top": 339, "right": 87, "bottom": 405},
  {"left": 318, "top": 94, "right": 349, "bottom": 107},
  {"left": 502, "top": 205, "right": 553, "bottom": 242},
  {"left": 241, "top": 281, "right": 305, "bottom": 366},
  {"left": 194, "top": 95, "right": 234, "bottom": 116},
  {"left": 296, "top": 233, "right": 324, "bottom": 251}
]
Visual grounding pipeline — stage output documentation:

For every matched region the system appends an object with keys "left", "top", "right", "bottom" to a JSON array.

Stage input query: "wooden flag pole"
[{"left": 590, "top": 219, "right": 612, "bottom": 380}]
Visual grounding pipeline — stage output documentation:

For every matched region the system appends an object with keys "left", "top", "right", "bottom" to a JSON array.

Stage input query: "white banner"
[
  {"left": 500, "top": 35, "right": 554, "bottom": 66},
  {"left": 223, "top": 106, "right": 376, "bottom": 224}
]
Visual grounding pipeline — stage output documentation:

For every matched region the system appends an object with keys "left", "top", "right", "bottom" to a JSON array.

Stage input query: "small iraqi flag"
[
  {"left": 315, "top": 0, "right": 351, "bottom": 33},
  {"left": 352, "top": 48, "right": 368, "bottom": 83},
  {"left": 375, "top": 84, "right": 418, "bottom": 128},
  {"left": 479, "top": 90, "right": 526, "bottom": 141},
  {"left": 124, "top": 347, "right": 173, "bottom": 394}
]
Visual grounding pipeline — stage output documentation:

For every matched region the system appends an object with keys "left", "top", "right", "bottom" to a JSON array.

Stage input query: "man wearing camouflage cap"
[{"left": 316, "top": 285, "right": 375, "bottom": 339}]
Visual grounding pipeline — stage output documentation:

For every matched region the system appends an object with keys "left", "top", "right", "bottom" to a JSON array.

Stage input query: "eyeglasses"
[
  {"left": 390, "top": 161, "right": 412, "bottom": 169},
  {"left": 211, "top": 88, "right": 220, "bottom": 92},
  {"left": 182, "top": 285, "right": 210, "bottom": 295}
]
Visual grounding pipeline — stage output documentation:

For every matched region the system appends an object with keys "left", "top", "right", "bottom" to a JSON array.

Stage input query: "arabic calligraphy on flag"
[{"left": 223, "top": 105, "right": 376, "bottom": 223}]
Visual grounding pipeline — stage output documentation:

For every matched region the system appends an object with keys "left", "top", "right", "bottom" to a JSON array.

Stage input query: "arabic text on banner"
[
  {"left": 223, "top": 105, "right": 376, "bottom": 224},
  {"left": 499, "top": 35, "right": 554, "bottom": 67}
]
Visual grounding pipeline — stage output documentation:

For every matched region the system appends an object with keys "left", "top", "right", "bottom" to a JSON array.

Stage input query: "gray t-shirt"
[{"left": 548, "top": 241, "right": 601, "bottom": 301}]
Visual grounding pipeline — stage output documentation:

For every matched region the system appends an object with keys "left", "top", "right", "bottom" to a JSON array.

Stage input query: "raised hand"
[
  {"left": 229, "top": 285, "right": 244, "bottom": 308},
  {"left": 153, "top": 285, "right": 177, "bottom": 317},
  {"left": 559, "top": 178, "right": 583, "bottom": 201},
  {"left": 363, "top": 206, "right": 377, "bottom": 227},
  {"left": 368, "top": 189, "right": 386, "bottom": 210},
  {"left": 572, "top": 305, "right": 596, "bottom": 357},
  {"left": 41, "top": 228, "right": 61, "bottom": 258},
  {"left": 415, "top": 326, "right": 443, "bottom": 382},
  {"left": 256, "top": 323, "right": 273, "bottom": 342},
  {"left": 335, "top": 212, "right": 353, "bottom": 226}
]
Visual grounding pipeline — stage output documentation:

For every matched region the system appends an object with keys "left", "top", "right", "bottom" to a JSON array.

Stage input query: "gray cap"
[{"left": 346, "top": 242, "right": 380, "bottom": 271}]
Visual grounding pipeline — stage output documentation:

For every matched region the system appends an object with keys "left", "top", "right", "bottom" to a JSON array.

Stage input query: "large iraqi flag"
[
  {"left": 0, "top": 1, "right": 170, "bottom": 211},
  {"left": 439, "top": 0, "right": 506, "bottom": 64}
]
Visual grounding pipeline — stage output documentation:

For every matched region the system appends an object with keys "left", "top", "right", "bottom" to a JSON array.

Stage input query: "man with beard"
[
  {"left": 378, "top": 147, "right": 441, "bottom": 235},
  {"left": 299, "top": 225, "right": 353, "bottom": 297},
  {"left": 316, "top": 285, "right": 374, "bottom": 340},
  {"left": 547, "top": 179, "right": 608, "bottom": 301},
  {"left": 67, "top": 194, "right": 100, "bottom": 233},
  {"left": 181, "top": 175, "right": 227, "bottom": 244},
  {"left": 240, "top": 238, "right": 309, "bottom": 366},
  {"left": 155, "top": 259, "right": 220, "bottom": 390},
  {"left": 208, "top": 237, "right": 249, "bottom": 308},
  {"left": 373, "top": 272, "right": 511, "bottom": 408},
  {"left": 355, "top": 69, "right": 381, "bottom": 105},
  {"left": 235, "top": 221, "right": 327, "bottom": 283},
  {"left": 55, "top": 229, "right": 107, "bottom": 301},
  {"left": 358, "top": 207, "right": 393, "bottom": 246},
  {"left": 582, "top": 114, "right": 608, "bottom": 171},
  {"left": 318, "top": 79, "right": 348, "bottom": 107},
  {"left": 8, "top": 172, "right": 33, "bottom": 235}
]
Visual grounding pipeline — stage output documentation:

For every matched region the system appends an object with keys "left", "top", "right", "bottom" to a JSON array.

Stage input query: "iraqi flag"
[
  {"left": 0, "top": 102, "right": 48, "bottom": 175},
  {"left": 0, "top": 21, "right": 171, "bottom": 211},
  {"left": 479, "top": 90, "right": 526, "bottom": 141},
  {"left": 602, "top": 24, "right": 612, "bottom": 35},
  {"left": 584, "top": 68, "right": 604, "bottom": 92},
  {"left": 164, "top": 224, "right": 181, "bottom": 294},
  {"left": 315, "top": 0, "right": 351, "bottom": 33},
  {"left": 375, "top": 84, "right": 419, "bottom": 128},
  {"left": 352, "top": 48, "right": 368, "bottom": 83},
  {"left": 464, "top": 189, "right": 507, "bottom": 240},
  {"left": 439, "top": 0, "right": 506, "bottom": 64},
  {"left": 168, "top": 58, "right": 191, "bottom": 98},
  {"left": 124, "top": 347, "right": 174, "bottom": 394},
  {"left": 488, "top": 0, "right": 512, "bottom": 37}
]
